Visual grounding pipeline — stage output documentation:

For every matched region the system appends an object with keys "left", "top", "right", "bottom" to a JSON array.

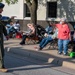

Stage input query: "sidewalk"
[{"left": 4, "top": 39, "right": 75, "bottom": 70}]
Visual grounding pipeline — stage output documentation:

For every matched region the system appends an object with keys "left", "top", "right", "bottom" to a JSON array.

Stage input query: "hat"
[
  {"left": 60, "top": 18, "right": 66, "bottom": 22},
  {"left": 0, "top": 3, "right": 5, "bottom": 8}
]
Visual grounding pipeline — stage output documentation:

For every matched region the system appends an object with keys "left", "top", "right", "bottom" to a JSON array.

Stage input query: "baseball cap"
[{"left": 0, "top": 3, "right": 5, "bottom": 8}]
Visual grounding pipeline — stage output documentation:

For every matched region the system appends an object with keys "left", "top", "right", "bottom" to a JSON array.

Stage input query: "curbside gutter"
[{"left": 5, "top": 47, "right": 75, "bottom": 70}]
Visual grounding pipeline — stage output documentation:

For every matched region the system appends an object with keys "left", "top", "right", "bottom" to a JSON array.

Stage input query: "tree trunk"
[
  {"left": 26, "top": 0, "right": 38, "bottom": 36},
  {"left": 29, "top": 0, "right": 38, "bottom": 36},
  {"left": 30, "top": 0, "right": 38, "bottom": 25}
]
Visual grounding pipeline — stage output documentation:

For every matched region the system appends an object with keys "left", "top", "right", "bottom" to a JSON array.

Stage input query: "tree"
[
  {"left": 0, "top": 0, "right": 38, "bottom": 36},
  {"left": 0, "top": 0, "right": 18, "bottom": 4},
  {"left": 26, "top": 0, "right": 38, "bottom": 25},
  {"left": 25, "top": 0, "right": 38, "bottom": 37},
  {"left": 0, "top": 0, "right": 38, "bottom": 25}
]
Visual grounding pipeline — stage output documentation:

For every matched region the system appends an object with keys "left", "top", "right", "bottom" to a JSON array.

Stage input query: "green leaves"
[
  {"left": 5, "top": 0, "right": 10, "bottom": 4},
  {"left": 0, "top": 0, "right": 3, "bottom": 2},
  {"left": 0, "top": 0, "right": 18, "bottom": 5},
  {"left": 26, "top": 0, "right": 32, "bottom": 3},
  {"left": 26, "top": 0, "right": 30, "bottom": 2}
]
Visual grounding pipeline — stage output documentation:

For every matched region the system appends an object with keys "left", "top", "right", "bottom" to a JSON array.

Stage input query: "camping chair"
[
  {"left": 48, "top": 38, "right": 58, "bottom": 50},
  {"left": 25, "top": 24, "right": 46, "bottom": 45},
  {"left": 25, "top": 35, "right": 39, "bottom": 44}
]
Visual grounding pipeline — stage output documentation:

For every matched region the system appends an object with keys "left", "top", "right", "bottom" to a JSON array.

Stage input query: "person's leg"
[
  {"left": 63, "top": 39, "right": 70, "bottom": 55},
  {"left": 0, "top": 42, "right": 4, "bottom": 68},
  {"left": 20, "top": 35, "right": 27, "bottom": 44},
  {"left": 0, "top": 47, "right": 7, "bottom": 72},
  {"left": 39, "top": 37, "right": 47, "bottom": 48},
  {"left": 0, "top": 52, "right": 4, "bottom": 69},
  {"left": 58, "top": 39, "right": 63, "bottom": 54},
  {"left": 40, "top": 37, "right": 53, "bottom": 49}
]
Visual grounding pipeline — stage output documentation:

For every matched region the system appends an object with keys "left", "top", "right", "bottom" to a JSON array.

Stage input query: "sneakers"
[
  {"left": 0, "top": 68, "right": 8, "bottom": 72},
  {"left": 58, "top": 51, "right": 68, "bottom": 56},
  {"left": 34, "top": 47, "right": 43, "bottom": 51},
  {"left": 63, "top": 52, "right": 68, "bottom": 56},
  {"left": 58, "top": 52, "right": 62, "bottom": 55}
]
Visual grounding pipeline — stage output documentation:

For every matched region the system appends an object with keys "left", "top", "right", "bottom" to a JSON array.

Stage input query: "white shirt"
[{"left": 13, "top": 23, "right": 20, "bottom": 30}]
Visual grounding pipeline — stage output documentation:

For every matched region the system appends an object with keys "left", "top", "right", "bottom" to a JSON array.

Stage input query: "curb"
[{"left": 5, "top": 47, "right": 75, "bottom": 70}]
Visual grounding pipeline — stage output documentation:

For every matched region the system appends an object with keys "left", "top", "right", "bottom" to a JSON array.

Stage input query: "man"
[
  {"left": 34, "top": 27, "right": 58, "bottom": 50},
  {"left": 0, "top": 3, "right": 9, "bottom": 72},
  {"left": 45, "top": 22, "right": 53, "bottom": 34}
]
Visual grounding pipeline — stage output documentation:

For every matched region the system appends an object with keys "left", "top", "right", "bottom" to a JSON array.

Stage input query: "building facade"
[{"left": 2, "top": 0, "right": 75, "bottom": 30}]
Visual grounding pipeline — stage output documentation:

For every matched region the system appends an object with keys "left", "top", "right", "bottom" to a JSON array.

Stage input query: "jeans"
[
  {"left": 39, "top": 36, "right": 53, "bottom": 49},
  {"left": 58, "top": 39, "right": 70, "bottom": 54}
]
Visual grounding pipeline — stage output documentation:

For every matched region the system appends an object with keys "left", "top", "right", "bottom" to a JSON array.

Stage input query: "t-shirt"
[
  {"left": 56, "top": 23, "right": 70, "bottom": 40},
  {"left": 13, "top": 23, "right": 20, "bottom": 30}
]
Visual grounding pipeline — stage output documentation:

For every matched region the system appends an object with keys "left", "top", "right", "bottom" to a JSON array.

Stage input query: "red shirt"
[{"left": 56, "top": 23, "right": 70, "bottom": 40}]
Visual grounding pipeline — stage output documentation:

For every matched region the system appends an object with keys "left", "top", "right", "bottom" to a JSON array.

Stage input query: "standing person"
[
  {"left": 53, "top": 18, "right": 71, "bottom": 55},
  {"left": 0, "top": 3, "right": 9, "bottom": 72}
]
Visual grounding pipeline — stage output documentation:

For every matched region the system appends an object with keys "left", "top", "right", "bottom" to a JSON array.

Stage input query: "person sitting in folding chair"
[
  {"left": 20, "top": 23, "right": 35, "bottom": 45},
  {"left": 45, "top": 21, "right": 53, "bottom": 35},
  {"left": 35, "top": 27, "right": 58, "bottom": 50}
]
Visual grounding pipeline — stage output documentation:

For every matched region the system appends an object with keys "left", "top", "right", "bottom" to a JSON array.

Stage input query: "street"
[{"left": 0, "top": 50, "right": 75, "bottom": 75}]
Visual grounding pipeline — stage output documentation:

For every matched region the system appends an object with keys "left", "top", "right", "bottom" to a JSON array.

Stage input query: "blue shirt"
[{"left": 45, "top": 26, "right": 53, "bottom": 34}]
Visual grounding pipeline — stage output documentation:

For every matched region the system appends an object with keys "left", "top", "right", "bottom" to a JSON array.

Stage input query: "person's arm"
[
  {"left": 68, "top": 26, "right": 71, "bottom": 41},
  {"left": 69, "top": 33, "right": 71, "bottom": 41},
  {"left": 27, "top": 27, "right": 35, "bottom": 36},
  {"left": 45, "top": 26, "right": 49, "bottom": 32},
  {"left": 3, "top": 25, "right": 7, "bottom": 36},
  {"left": 3, "top": 25, "right": 9, "bottom": 40},
  {"left": 73, "top": 31, "right": 75, "bottom": 40},
  {"left": 30, "top": 28, "right": 35, "bottom": 35}
]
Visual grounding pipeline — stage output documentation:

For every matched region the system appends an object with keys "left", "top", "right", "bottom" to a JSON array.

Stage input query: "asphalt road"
[{"left": 0, "top": 51, "right": 75, "bottom": 75}]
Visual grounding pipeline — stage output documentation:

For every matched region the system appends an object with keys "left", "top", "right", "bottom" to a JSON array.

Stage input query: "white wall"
[
  {"left": 37, "top": 0, "right": 46, "bottom": 20},
  {"left": 37, "top": 0, "right": 57, "bottom": 21},
  {"left": 37, "top": 0, "right": 75, "bottom": 22},
  {"left": 2, "top": 0, "right": 23, "bottom": 19}
]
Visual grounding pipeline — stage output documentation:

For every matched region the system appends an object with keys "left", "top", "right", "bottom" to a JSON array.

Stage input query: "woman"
[
  {"left": 55, "top": 18, "right": 71, "bottom": 55},
  {"left": 20, "top": 23, "right": 35, "bottom": 45}
]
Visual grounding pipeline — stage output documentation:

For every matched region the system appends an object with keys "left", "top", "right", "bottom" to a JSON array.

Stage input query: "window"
[
  {"left": 47, "top": 2, "right": 57, "bottom": 18},
  {"left": 24, "top": 3, "right": 30, "bottom": 17}
]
